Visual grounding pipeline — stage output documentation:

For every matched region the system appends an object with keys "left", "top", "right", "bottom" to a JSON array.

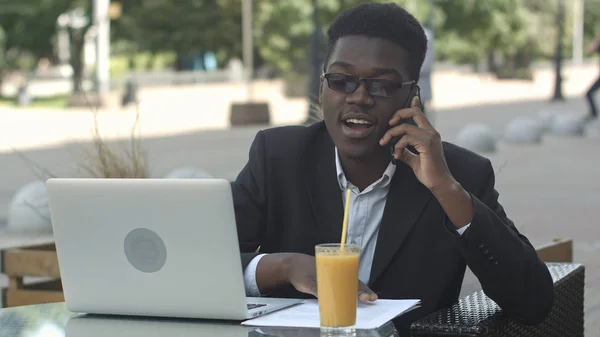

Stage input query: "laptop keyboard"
[{"left": 247, "top": 303, "right": 267, "bottom": 310}]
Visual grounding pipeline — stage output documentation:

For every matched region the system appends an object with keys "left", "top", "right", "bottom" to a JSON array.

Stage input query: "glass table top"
[{"left": 0, "top": 302, "right": 400, "bottom": 337}]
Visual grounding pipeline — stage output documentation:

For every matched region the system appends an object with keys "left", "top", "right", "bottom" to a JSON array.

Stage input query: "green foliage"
[
  {"left": 253, "top": 0, "right": 313, "bottom": 73},
  {"left": 2, "top": 0, "right": 600, "bottom": 84},
  {"left": 0, "top": 0, "right": 72, "bottom": 62},
  {"left": 253, "top": 0, "right": 432, "bottom": 75},
  {"left": 435, "top": 0, "right": 529, "bottom": 63},
  {"left": 0, "top": 26, "right": 5, "bottom": 69},
  {"left": 112, "top": 0, "right": 242, "bottom": 68},
  {"left": 0, "top": 0, "right": 92, "bottom": 95},
  {"left": 583, "top": 0, "right": 600, "bottom": 49}
]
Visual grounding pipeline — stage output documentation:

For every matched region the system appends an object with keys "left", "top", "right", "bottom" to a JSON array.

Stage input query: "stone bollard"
[
  {"left": 7, "top": 180, "right": 52, "bottom": 233},
  {"left": 504, "top": 118, "right": 544, "bottom": 144},
  {"left": 456, "top": 124, "right": 497, "bottom": 153},
  {"left": 549, "top": 114, "right": 585, "bottom": 137},
  {"left": 537, "top": 109, "right": 558, "bottom": 133},
  {"left": 583, "top": 116, "right": 599, "bottom": 137}
]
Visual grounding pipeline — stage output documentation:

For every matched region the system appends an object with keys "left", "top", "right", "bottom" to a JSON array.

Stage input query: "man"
[
  {"left": 232, "top": 3, "right": 553, "bottom": 334},
  {"left": 585, "top": 31, "right": 600, "bottom": 121}
]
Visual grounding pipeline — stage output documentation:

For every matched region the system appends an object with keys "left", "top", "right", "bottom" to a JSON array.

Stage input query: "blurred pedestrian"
[{"left": 584, "top": 31, "right": 600, "bottom": 122}]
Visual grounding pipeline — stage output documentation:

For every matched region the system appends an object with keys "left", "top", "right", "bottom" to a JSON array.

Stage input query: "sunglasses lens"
[
  {"left": 367, "top": 79, "right": 398, "bottom": 97},
  {"left": 327, "top": 74, "right": 358, "bottom": 93},
  {"left": 325, "top": 73, "right": 402, "bottom": 97}
]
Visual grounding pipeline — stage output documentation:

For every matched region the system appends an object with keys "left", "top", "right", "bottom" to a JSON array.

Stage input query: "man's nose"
[{"left": 346, "top": 81, "right": 374, "bottom": 106}]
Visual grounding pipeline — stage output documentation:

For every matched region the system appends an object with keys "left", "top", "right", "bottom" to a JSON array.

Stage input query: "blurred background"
[
  {"left": 0, "top": 0, "right": 600, "bottom": 335},
  {"left": 1, "top": 0, "right": 599, "bottom": 116}
]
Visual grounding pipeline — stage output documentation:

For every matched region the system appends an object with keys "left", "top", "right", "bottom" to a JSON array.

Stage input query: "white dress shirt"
[{"left": 243, "top": 148, "right": 470, "bottom": 296}]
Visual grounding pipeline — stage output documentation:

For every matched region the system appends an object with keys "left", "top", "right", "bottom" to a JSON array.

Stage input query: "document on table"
[{"left": 241, "top": 299, "right": 421, "bottom": 329}]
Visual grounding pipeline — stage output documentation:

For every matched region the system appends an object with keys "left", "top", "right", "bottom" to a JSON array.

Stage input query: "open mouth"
[
  {"left": 341, "top": 117, "right": 376, "bottom": 139},
  {"left": 343, "top": 118, "right": 374, "bottom": 130}
]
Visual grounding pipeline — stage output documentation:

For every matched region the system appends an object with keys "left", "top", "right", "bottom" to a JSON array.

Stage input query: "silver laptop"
[{"left": 46, "top": 178, "right": 301, "bottom": 320}]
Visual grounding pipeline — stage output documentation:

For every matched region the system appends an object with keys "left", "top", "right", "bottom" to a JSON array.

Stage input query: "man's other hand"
[{"left": 256, "top": 253, "right": 378, "bottom": 302}]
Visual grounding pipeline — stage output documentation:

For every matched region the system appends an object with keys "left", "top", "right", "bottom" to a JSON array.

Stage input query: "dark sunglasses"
[{"left": 321, "top": 72, "right": 415, "bottom": 97}]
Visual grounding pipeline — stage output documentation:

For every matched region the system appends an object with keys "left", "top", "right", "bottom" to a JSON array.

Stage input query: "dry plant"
[
  {"left": 12, "top": 86, "right": 150, "bottom": 180},
  {"left": 77, "top": 99, "right": 150, "bottom": 179},
  {"left": 8, "top": 84, "right": 150, "bottom": 223}
]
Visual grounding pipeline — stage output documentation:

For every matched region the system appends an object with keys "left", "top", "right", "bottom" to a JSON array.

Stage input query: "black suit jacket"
[{"left": 231, "top": 121, "right": 554, "bottom": 333}]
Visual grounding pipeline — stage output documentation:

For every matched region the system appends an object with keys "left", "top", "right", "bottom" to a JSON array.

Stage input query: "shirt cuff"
[
  {"left": 244, "top": 253, "right": 267, "bottom": 297},
  {"left": 456, "top": 223, "right": 471, "bottom": 235}
]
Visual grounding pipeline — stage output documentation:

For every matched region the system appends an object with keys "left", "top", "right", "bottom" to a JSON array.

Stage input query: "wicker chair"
[{"left": 409, "top": 263, "right": 585, "bottom": 336}]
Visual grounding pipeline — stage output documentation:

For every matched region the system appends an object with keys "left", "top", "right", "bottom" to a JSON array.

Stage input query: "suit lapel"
[
  {"left": 304, "top": 127, "right": 344, "bottom": 244},
  {"left": 368, "top": 162, "right": 433, "bottom": 285}
]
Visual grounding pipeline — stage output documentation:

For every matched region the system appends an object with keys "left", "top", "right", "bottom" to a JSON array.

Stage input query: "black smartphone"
[{"left": 390, "top": 85, "right": 422, "bottom": 163}]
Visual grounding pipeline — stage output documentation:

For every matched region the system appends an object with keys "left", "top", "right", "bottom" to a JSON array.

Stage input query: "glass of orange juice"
[{"left": 315, "top": 243, "right": 360, "bottom": 334}]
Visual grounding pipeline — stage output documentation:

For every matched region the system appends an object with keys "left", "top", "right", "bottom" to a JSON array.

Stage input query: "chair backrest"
[{"left": 410, "top": 263, "right": 585, "bottom": 337}]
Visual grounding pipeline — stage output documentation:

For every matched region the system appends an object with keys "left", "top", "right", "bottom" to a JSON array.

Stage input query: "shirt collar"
[{"left": 335, "top": 147, "right": 396, "bottom": 191}]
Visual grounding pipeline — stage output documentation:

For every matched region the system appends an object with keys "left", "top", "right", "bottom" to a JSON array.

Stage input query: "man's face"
[{"left": 320, "top": 35, "right": 414, "bottom": 160}]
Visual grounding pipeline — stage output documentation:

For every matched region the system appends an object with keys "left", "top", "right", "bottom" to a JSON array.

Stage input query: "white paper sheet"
[{"left": 241, "top": 299, "right": 421, "bottom": 329}]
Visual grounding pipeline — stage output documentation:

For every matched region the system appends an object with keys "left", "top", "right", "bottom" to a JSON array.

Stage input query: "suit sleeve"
[
  {"left": 231, "top": 131, "right": 268, "bottom": 270},
  {"left": 450, "top": 159, "right": 554, "bottom": 325}
]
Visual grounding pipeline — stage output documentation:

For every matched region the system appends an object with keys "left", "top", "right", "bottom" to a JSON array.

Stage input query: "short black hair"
[{"left": 323, "top": 3, "right": 427, "bottom": 82}]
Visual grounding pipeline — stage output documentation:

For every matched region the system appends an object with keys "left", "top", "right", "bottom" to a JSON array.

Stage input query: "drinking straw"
[{"left": 340, "top": 188, "right": 352, "bottom": 250}]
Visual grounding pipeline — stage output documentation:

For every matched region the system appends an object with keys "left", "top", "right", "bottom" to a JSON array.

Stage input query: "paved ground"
[
  {"left": 0, "top": 64, "right": 598, "bottom": 334},
  {"left": 0, "top": 62, "right": 595, "bottom": 153}
]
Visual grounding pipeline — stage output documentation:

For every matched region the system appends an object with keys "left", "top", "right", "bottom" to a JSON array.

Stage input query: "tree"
[
  {"left": 435, "top": 0, "right": 539, "bottom": 78},
  {"left": 2, "top": 0, "right": 72, "bottom": 62},
  {"left": 253, "top": 0, "right": 313, "bottom": 74},
  {"left": 112, "top": 0, "right": 242, "bottom": 71},
  {"left": 252, "top": 0, "right": 433, "bottom": 76},
  {"left": 583, "top": 0, "right": 600, "bottom": 46},
  {"left": 108, "top": 0, "right": 591, "bottom": 81},
  {"left": 60, "top": 0, "right": 94, "bottom": 94},
  {"left": 0, "top": 26, "right": 7, "bottom": 95},
  {"left": 109, "top": 0, "right": 156, "bottom": 70},
  {"left": 0, "top": 0, "right": 71, "bottom": 96},
  {"left": 0, "top": 0, "right": 91, "bottom": 95}
]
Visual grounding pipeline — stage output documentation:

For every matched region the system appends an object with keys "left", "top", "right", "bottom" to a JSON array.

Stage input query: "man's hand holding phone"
[
  {"left": 379, "top": 96, "right": 453, "bottom": 192},
  {"left": 379, "top": 96, "right": 474, "bottom": 229}
]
